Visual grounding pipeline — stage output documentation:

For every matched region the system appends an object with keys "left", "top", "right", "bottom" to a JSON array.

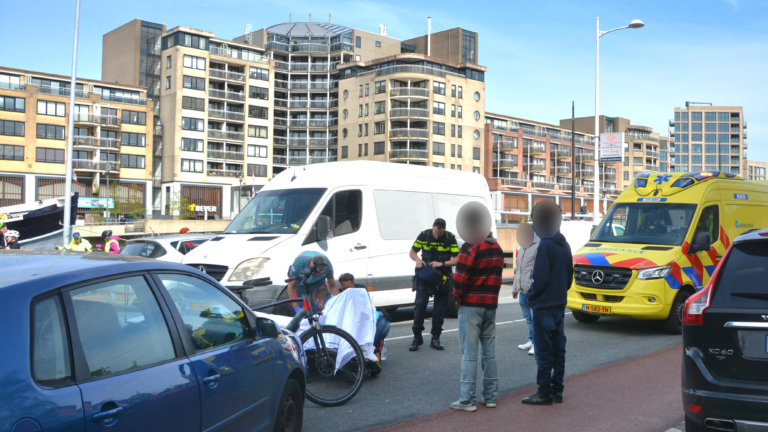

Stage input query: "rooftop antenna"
[
  {"left": 329, "top": 11, "right": 332, "bottom": 24},
  {"left": 427, "top": 17, "right": 432, "bottom": 56},
  {"left": 244, "top": 24, "right": 253, "bottom": 44},
  {"left": 309, "top": 11, "right": 312, "bottom": 23},
  {"left": 289, "top": 11, "right": 292, "bottom": 23}
]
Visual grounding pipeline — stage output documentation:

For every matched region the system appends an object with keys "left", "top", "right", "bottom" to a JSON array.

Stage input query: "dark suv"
[{"left": 682, "top": 229, "right": 768, "bottom": 431}]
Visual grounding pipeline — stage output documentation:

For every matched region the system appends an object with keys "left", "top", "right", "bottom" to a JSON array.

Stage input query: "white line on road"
[{"left": 387, "top": 313, "right": 572, "bottom": 341}]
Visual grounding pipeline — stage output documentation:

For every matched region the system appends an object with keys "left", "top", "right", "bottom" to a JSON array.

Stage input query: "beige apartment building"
[
  {"left": 0, "top": 67, "right": 153, "bottom": 216},
  {"left": 746, "top": 160, "right": 767, "bottom": 181},
  {"left": 670, "top": 103, "right": 746, "bottom": 175}
]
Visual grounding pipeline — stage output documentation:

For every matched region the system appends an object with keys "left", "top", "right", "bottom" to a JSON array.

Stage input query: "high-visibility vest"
[
  {"left": 105, "top": 238, "right": 120, "bottom": 253},
  {"left": 65, "top": 239, "right": 92, "bottom": 251}
]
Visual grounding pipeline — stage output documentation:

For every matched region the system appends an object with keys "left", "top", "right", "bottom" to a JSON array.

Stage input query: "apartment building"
[
  {"left": 670, "top": 104, "right": 746, "bottom": 175},
  {"left": 0, "top": 67, "right": 153, "bottom": 216},
  {"left": 484, "top": 113, "right": 618, "bottom": 222},
  {"left": 103, "top": 21, "right": 274, "bottom": 218},
  {"left": 746, "top": 160, "right": 767, "bottom": 181}
]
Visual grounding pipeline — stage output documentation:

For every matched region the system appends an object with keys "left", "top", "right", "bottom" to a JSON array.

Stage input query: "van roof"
[
  {"left": 266, "top": 161, "right": 491, "bottom": 194},
  {"left": 617, "top": 170, "right": 768, "bottom": 203}
]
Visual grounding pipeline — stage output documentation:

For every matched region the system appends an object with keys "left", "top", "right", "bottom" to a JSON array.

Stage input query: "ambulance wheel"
[
  {"left": 445, "top": 292, "right": 458, "bottom": 318},
  {"left": 663, "top": 290, "right": 691, "bottom": 335},
  {"left": 572, "top": 311, "right": 601, "bottom": 324}
]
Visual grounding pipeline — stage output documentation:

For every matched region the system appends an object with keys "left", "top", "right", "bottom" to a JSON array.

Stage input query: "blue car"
[{"left": 0, "top": 250, "right": 306, "bottom": 432}]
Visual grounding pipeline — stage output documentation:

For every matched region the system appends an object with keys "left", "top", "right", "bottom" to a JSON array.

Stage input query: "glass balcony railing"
[
  {"left": 501, "top": 178, "right": 527, "bottom": 187},
  {"left": 390, "top": 87, "right": 430, "bottom": 98},
  {"left": 73, "top": 136, "right": 120, "bottom": 150},
  {"left": 390, "top": 128, "right": 429, "bottom": 139},
  {"left": 362, "top": 65, "right": 463, "bottom": 79},
  {"left": 289, "top": 82, "right": 309, "bottom": 90},
  {"left": 389, "top": 149, "right": 429, "bottom": 160},
  {"left": 493, "top": 159, "right": 517, "bottom": 169},
  {"left": 265, "top": 41, "right": 290, "bottom": 52},
  {"left": 209, "top": 46, "right": 269, "bottom": 64},
  {"left": 274, "top": 99, "right": 288, "bottom": 108},
  {"left": 275, "top": 61, "right": 290, "bottom": 71},
  {"left": 207, "top": 168, "right": 243, "bottom": 178},
  {"left": 575, "top": 152, "right": 596, "bottom": 161},
  {"left": 72, "top": 159, "right": 120, "bottom": 172},
  {"left": 493, "top": 138, "right": 517, "bottom": 151},
  {"left": 274, "top": 118, "right": 288, "bottom": 127},
  {"left": 577, "top": 169, "right": 595, "bottom": 178},
  {"left": 98, "top": 93, "right": 147, "bottom": 106},
  {"left": 208, "top": 130, "right": 244, "bottom": 141},
  {"left": 207, "top": 150, "right": 244, "bottom": 161},
  {"left": 550, "top": 148, "right": 572, "bottom": 158},
  {"left": 208, "top": 88, "right": 245, "bottom": 102},
  {"left": 291, "top": 43, "right": 330, "bottom": 53},
  {"left": 273, "top": 137, "right": 287, "bottom": 146},
  {"left": 273, "top": 155, "right": 288, "bottom": 164},
  {"left": 208, "top": 109, "right": 245, "bottom": 122},
  {"left": 531, "top": 181, "right": 554, "bottom": 190},
  {"left": 289, "top": 100, "right": 309, "bottom": 109},
  {"left": 310, "top": 63, "right": 329, "bottom": 72},
  {"left": 523, "top": 161, "right": 546, "bottom": 172},
  {"left": 390, "top": 108, "right": 429, "bottom": 118},
  {"left": 523, "top": 143, "right": 546, "bottom": 155}
]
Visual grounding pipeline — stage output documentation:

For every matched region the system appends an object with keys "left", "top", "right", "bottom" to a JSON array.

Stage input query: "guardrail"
[
  {"left": 390, "top": 87, "right": 430, "bottom": 97},
  {"left": 207, "top": 169, "right": 242, "bottom": 178},
  {"left": 207, "top": 150, "right": 244, "bottom": 161},
  {"left": 390, "top": 108, "right": 429, "bottom": 118},
  {"left": 208, "top": 130, "right": 244, "bottom": 141},
  {"left": 389, "top": 149, "right": 429, "bottom": 159},
  {"left": 390, "top": 128, "right": 429, "bottom": 139}
]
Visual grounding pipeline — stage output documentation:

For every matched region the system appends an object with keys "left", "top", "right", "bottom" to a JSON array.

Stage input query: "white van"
[{"left": 182, "top": 161, "right": 496, "bottom": 314}]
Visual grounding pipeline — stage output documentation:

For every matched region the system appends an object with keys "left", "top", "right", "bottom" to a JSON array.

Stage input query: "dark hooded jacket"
[{"left": 527, "top": 232, "right": 573, "bottom": 310}]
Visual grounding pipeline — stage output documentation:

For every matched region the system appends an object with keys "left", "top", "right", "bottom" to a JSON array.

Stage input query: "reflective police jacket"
[{"left": 412, "top": 229, "right": 460, "bottom": 274}]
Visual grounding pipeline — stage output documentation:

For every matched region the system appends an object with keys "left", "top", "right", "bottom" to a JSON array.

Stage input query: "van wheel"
[
  {"left": 274, "top": 378, "right": 303, "bottom": 432},
  {"left": 664, "top": 290, "right": 691, "bottom": 335},
  {"left": 274, "top": 287, "right": 296, "bottom": 318},
  {"left": 445, "top": 292, "right": 458, "bottom": 318},
  {"left": 572, "top": 311, "right": 601, "bottom": 323}
]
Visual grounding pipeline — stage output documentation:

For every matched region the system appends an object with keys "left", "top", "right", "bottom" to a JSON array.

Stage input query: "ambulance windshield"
[{"left": 591, "top": 203, "right": 698, "bottom": 246}]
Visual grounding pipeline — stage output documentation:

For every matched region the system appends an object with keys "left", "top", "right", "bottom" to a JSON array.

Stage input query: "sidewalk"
[{"left": 375, "top": 345, "right": 683, "bottom": 432}]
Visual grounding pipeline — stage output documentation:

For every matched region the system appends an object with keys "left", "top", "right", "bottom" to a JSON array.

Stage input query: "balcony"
[
  {"left": 310, "top": 63, "right": 329, "bottom": 72},
  {"left": 288, "top": 156, "right": 308, "bottom": 166},
  {"left": 289, "top": 100, "right": 308, "bottom": 109},
  {"left": 575, "top": 152, "right": 596, "bottom": 162},
  {"left": 548, "top": 131, "right": 572, "bottom": 142},
  {"left": 574, "top": 135, "right": 595, "bottom": 146},
  {"left": 291, "top": 43, "right": 331, "bottom": 53},
  {"left": 309, "top": 119, "right": 330, "bottom": 128},
  {"left": 555, "top": 165, "right": 571, "bottom": 175},
  {"left": 309, "top": 100, "right": 332, "bottom": 109},
  {"left": 577, "top": 169, "right": 595, "bottom": 178},
  {"left": 290, "top": 63, "right": 309, "bottom": 72},
  {"left": 32, "top": 84, "right": 90, "bottom": 99},
  {"left": 207, "top": 169, "right": 242, "bottom": 178},
  {"left": 628, "top": 133, "right": 660, "bottom": 142},
  {"left": 309, "top": 138, "right": 329, "bottom": 147},
  {"left": 288, "top": 119, "right": 307, "bottom": 128},
  {"left": 273, "top": 137, "right": 287, "bottom": 146},
  {"left": 390, "top": 108, "right": 429, "bottom": 119},
  {"left": 209, "top": 46, "right": 269, "bottom": 64},
  {"left": 310, "top": 82, "right": 330, "bottom": 91},
  {"left": 208, "top": 88, "right": 245, "bottom": 102},
  {"left": 208, "top": 109, "right": 245, "bottom": 122},
  {"left": 274, "top": 118, "right": 288, "bottom": 127},
  {"left": 558, "top": 183, "right": 572, "bottom": 192},
  {"left": 208, "top": 69, "right": 245, "bottom": 83},
  {"left": 389, "top": 149, "right": 429, "bottom": 160},
  {"left": 603, "top": 172, "right": 617, "bottom": 181},
  {"left": 73, "top": 113, "right": 99, "bottom": 125},
  {"left": 390, "top": 128, "right": 429, "bottom": 139},
  {"left": 743, "top": 132, "right": 747, "bottom": 139},
  {"left": 72, "top": 159, "right": 120, "bottom": 172},
  {"left": 73, "top": 136, "right": 120, "bottom": 151},
  {"left": 604, "top": 187, "right": 622, "bottom": 196},
  {"left": 98, "top": 115, "right": 121, "bottom": 128},
  {"left": 275, "top": 80, "right": 289, "bottom": 89},
  {"left": 361, "top": 65, "right": 464, "bottom": 80},
  {"left": 645, "top": 164, "right": 659, "bottom": 171},
  {"left": 532, "top": 181, "right": 554, "bottom": 190},
  {"left": 207, "top": 150, "right": 244, "bottom": 161},
  {"left": 98, "top": 93, "right": 147, "bottom": 106},
  {"left": 493, "top": 138, "right": 517, "bottom": 152},
  {"left": 550, "top": 148, "right": 572, "bottom": 159},
  {"left": 492, "top": 159, "right": 517, "bottom": 170},
  {"left": 669, "top": 119, "right": 675, "bottom": 127},
  {"left": 329, "top": 137, "right": 338, "bottom": 146},
  {"left": 523, "top": 142, "right": 546, "bottom": 155},
  {"left": 309, "top": 156, "right": 331, "bottom": 164},
  {"left": 208, "top": 130, "right": 244, "bottom": 141},
  {"left": 330, "top": 42, "right": 354, "bottom": 52},
  {"left": 583, "top": 186, "right": 595, "bottom": 194},
  {"left": 266, "top": 41, "right": 290, "bottom": 52},
  {"left": 743, "top": 121, "right": 747, "bottom": 129},
  {"left": 645, "top": 150, "right": 659, "bottom": 158},
  {"left": 500, "top": 178, "right": 527, "bottom": 188},
  {"left": 274, "top": 99, "right": 288, "bottom": 108},
  {"left": 523, "top": 161, "right": 546, "bottom": 172},
  {"left": 390, "top": 88, "right": 429, "bottom": 98},
  {"left": 273, "top": 156, "right": 288, "bottom": 165},
  {"left": 289, "top": 138, "right": 307, "bottom": 147},
  {"left": 522, "top": 127, "right": 548, "bottom": 138},
  {"left": 289, "top": 82, "right": 308, "bottom": 90},
  {"left": 275, "top": 61, "right": 289, "bottom": 71}
]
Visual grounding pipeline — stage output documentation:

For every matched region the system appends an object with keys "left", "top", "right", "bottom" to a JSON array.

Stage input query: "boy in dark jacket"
[{"left": 522, "top": 200, "right": 573, "bottom": 406}]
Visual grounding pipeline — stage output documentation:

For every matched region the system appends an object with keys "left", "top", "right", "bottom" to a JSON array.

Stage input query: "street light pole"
[
  {"left": 62, "top": 0, "right": 81, "bottom": 246},
  {"left": 594, "top": 17, "right": 644, "bottom": 221}
]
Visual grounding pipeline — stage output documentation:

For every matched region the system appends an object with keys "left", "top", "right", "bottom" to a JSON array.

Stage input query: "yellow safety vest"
[
  {"left": 105, "top": 239, "right": 120, "bottom": 253},
  {"left": 65, "top": 239, "right": 92, "bottom": 251}
]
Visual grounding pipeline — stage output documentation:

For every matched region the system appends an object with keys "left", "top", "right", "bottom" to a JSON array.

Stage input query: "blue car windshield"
[
  {"left": 225, "top": 188, "right": 327, "bottom": 234},
  {"left": 591, "top": 202, "right": 698, "bottom": 246}
]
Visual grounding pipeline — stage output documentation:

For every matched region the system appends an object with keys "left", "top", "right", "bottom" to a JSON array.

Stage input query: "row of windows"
[
  {"left": 1, "top": 120, "right": 25, "bottom": 137},
  {"left": 182, "top": 117, "right": 205, "bottom": 131},
  {"left": 0, "top": 96, "right": 25, "bottom": 113},
  {"left": 37, "top": 100, "right": 66, "bottom": 117},
  {"left": 122, "top": 110, "right": 146, "bottom": 125},
  {"left": 182, "top": 96, "right": 205, "bottom": 111},
  {"left": 0, "top": 144, "right": 23, "bottom": 161},
  {"left": 678, "top": 123, "right": 737, "bottom": 133},
  {"left": 180, "top": 159, "right": 268, "bottom": 176},
  {"left": 677, "top": 155, "right": 738, "bottom": 165},
  {"left": 121, "top": 154, "right": 146, "bottom": 168},
  {"left": 676, "top": 133, "right": 734, "bottom": 143},
  {"left": 183, "top": 55, "right": 206, "bottom": 70},
  {"left": 339, "top": 144, "right": 481, "bottom": 161},
  {"left": 675, "top": 112, "right": 739, "bottom": 122}
]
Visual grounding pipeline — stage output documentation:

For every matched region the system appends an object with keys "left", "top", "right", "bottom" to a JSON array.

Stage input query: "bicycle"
[{"left": 248, "top": 265, "right": 366, "bottom": 407}]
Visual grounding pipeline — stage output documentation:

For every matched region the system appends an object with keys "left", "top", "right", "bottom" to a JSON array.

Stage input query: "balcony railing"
[
  {"left": 573, "top": 136, "right": 595, "bottom": 146},
  {"left": 550, "top": 148, "right": 572, "bottom": 158},
  {"left": 290, "top": 63, "right": 309, "bottom": 71},
  {"left": 207, "top": 169, "right": 242, "bottom": 178},
  {"left": 645, "top": 150, "right": 659, "bottom": 158},
  {"left": 289, "top": 82, "right": 309, "bottom": 90},
  {"left": 98, "top": 93, "right": 148, "bottom": 106},
  {"left": 209, "top": 46, "right": 269, "bottom": 64},
  {"left": 274, "top": 99, "right": 288, "bottom": 108},
  {"left": 209, "top": 69, "right": 227, "bottom": 80},
  {"left": 289, "top": 100, "right": 308, "bottom": 109},
  {"left": 275, "top": 61, "right": 289, "bottom": 71},
  {"left": 360, "top": 65, "right": 464, "bottom": 79},
  {"left": 72, "top": 159, "right": 120, "bottom": 172},
  {"left": 291, "top": 43, "right": 330, "bottom": 53},
  {"left": 266, "top": 41, "right": 290, "bottom": 52},
  {"left": 389, "top": 149, "right": 429, "bottom": 160},
  {"left": 523, "top": 143, "right": 546, "bottom": 155},
  {"left": 493, "top": 139, "right": 517, "bottom": 151},
  {"left": 308, "top": 100, "right": 328, "bottom": 109},
  {"left": 73, "top": 113, "right": 98, "bottom": 124},
  {"left": 558, "top": 183, "right": 573, "bottom": 192},
  {"left": 583, "top": 186, "right": 595, "bottom": 194},
  {"left": 310, "top": 82, "right": 329, "bottom": 90},
  {"left": 289, "top": 156, "right": 307, "bottom": 165},
  {"left": 532, "top": 181, "right": 554, "bottom": 190},
  {"left": 628, "top": 133, "right": 660, "bottom": 142},
  {"left": 555, "top": 166, "right": 570, "bottom": 175},
  {"left": 548, "top": 131, "right": 572, "bottom": 142},
  {"left": 275, "top": 80, "right": 289, "bottom": 89},
  {"left": 390, "top": 128, "right": 429, "bottom": 139},
  {"left": 208, "top": 88, "right": 245, "bottom": 102},
  {"left": 208, "top": 130, "right": 244, "bottom": 141},
  {"left": 492, "top": 159, "right": 517, "bottom": 169},
  {"left": 603, "top": 172, "right": 617, "bottom": 181},
  {"left": 645, "top": 164, "right": 659, "bottom": 171},
  {"left": 309, "top": 119, "right": 329, "bottom": 128},
  {"left": 98, "top": 115, "right": 121, "bottom": 127},
  {"left": 32, "top": 84, "right": 90, "bottom": 99},
  {"left": 273, "top": 156, "right": 287, "bottom": 164},
  {"left": 390, "top": 87, "right": 429, "bottom": 98},
  {"left": 273, "top": 137, "right": 287, "bottom": 146},
  {"left": 501, "top": 178, "right": 527, "bottom": 188},
  {"left": 310, "top": 63, "right": 329, "bottom": 72},
  {"left": 207, "top": 150, "right": 244, "bottom": 161},
  {"left": 604, "top": 188, "right": 622, "bottom": 195},
  {"left": 390, "top": 108, "right": 429, "bottom": 118},
  {"left": 309, "top": 156, "right": 330, "bottom": 164},
  {"left": 309, "top": 138, "right": 329, "bottom": 146},
  {"left": 208, "top": 109, "right": 245, "bottom": 122},
  {"left": 0, "top": 82, "right": 25, "bottom": 91},
  {"left": 73, "top": 136, "right": 120, "bottom": 150},
  {"left": 575, "top": 152, "right": 596, "bottom": 162},
  {"left": 522, "top": 128, "right": 548, "bottom": 138},
  {"left": 274, "top": 118, "right": 288, "bottom": 127},
  {"left": 209, "top": 69, "right": 247, "bottom": 82},
  {"left": 329, "top": 137, "right": 338, "bottom": 146},
  {"left": 523, "top": 162, "right": 546, "bottom": 172},
  {"left": 288, "top": 119, "right": 307, "bottom": 128},
  {"left": 577, "top": 169, "right": 595, "bottom": 178},
  {"left": 288, "top": 138, "right": 307, "bottom": 146}
]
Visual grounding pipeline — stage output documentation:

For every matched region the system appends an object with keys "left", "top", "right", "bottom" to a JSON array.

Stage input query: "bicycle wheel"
[{"left": 299, "top": 325, "right": 365, "bottom": 407}]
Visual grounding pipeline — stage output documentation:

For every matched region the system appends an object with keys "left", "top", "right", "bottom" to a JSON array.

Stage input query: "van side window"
[
  {"left": 320, "top": 190, "right": 363, "bottom": 237},
  {"left": 693, "top": 205, "right": 719, "bottom": 245}
]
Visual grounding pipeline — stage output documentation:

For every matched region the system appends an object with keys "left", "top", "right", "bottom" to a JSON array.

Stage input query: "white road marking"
[{"left": 386, "top": 313, "right": 572, "bottom": 341}]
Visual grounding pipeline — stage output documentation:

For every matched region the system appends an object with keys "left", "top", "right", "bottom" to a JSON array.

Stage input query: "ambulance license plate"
[{"left": 583, "top": 304, "right": 611, "bottom": 315}]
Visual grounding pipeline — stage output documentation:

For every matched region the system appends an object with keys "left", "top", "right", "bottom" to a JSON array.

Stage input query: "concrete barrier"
[{"left": 75, "top": 219, "right": 231, "bottom": 238}]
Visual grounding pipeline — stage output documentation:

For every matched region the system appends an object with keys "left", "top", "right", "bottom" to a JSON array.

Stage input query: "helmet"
[
  {"left": 5, "top": 230, "right": 19, "bottom": 238},
  {"left": 102, "top": 230, "right": 113, "bottom": 239},
  {"left": 73, "top": 232, "right": 81, "bottom": 240},
  {"left": 180, "top": 227, "right": 190, "bottom": 234}
]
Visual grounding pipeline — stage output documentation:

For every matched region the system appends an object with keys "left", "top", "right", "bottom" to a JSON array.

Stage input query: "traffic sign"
[{"left": 600, "top": 132, "right": 624, "bottom": 162}]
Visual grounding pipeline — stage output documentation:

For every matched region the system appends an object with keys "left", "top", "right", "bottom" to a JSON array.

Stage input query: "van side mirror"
[
  {"left": 316, "top": 215, "right": 333, "bottom": 241},
  {"left": 689, "top": 231, "right": 711, "bottom": 255},
  {"left": 256, "top": 317, "right": 280, "bottom": 338}
]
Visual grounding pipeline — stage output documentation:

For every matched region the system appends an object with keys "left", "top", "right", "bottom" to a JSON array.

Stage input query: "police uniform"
[{"left": 411, "top": 228, "right": 460, "bottom": 341}]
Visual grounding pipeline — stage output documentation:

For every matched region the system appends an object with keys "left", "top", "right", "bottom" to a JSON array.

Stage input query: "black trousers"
[{"left": 412, "top": 288, "right": 449, "bottom": 337}]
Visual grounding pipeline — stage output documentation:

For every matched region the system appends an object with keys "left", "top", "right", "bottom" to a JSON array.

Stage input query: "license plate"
[
  {"left": 115, "top": 294, "right": 131, "bottom": 301},
  {"left": 583, "top": 304, "right": 611, "bottom": 315}
]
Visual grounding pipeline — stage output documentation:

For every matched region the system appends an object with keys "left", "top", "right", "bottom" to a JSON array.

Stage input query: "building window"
[
  {"left": 458, "top": 145, "right": 462, "bottom": 158},
  {"left": 36, "top": 147, "right": 65, "bottom": 163},
  {"left": 250, "top": 67, "right": 269, "bottom": 81},
  {"left": 181, "top": 117, "right": 204, "bottom": 131},
  {"left": 183, "top": 76, "right": 205, "bottom": 90},
  {"left": 374, "top": 121, "right": 385, "bottom": 135},
  {"left": 705, "top": 155, "right": 717, "bottom": 164},
  {"left": 624, "top": 171, "right": 629, "bottom": 181},
  {"left": 717, "top": 123, "right": 729, "bottom": 132},
  {"left": 165, "top": 76, "right": 170, "bottom": 89},
  {"left": 691, "top": 133, "right": 702, "bottom": 142},
  {"left": 458, "top": 106, "right": 463, "bottom": 118},
  {"left": 692, "top": 155, "right": 702, "bottom": 165},
  {"left": 677, "top": 123, "right": 689, "bottom": 132},
  {"left": 451, "top": 164, "right": 455, "bottom": 170},
  {"left": 365, "top": 104, "right": 369, "bottom": 116},
  {"left": 451, "top": 85, "right": 456, "bottom": 97},
  {"left": 166, "top": 55, "right": 172, "bottom": 69},
  {"left": 472, "top": 167, "right": 480, "bottom": 174},
  {"left": 248, "top": 145, "right": 268, "bottom": 158},
  {"left": 0, "top": 120, "right": 24, "bottom": 137},
  {"left": 679, "top": 155, "right": 689, "bottom": 164},
  {"left": 182, "top": 96, "right": 205, "bottom": 111},
  {"left": 364, "top": 123, "right": 369, "bottom": 136},
  {"left": 375, "top": 41, "right": 381, "bottom": 48},
  {"left": 374, "top": 141, "right": 384, "bottom": 155},
  {"left": 247, "top": 164, "right": 267, "bottom": 177},
  {"left": 704, "top": 123, "right": 716, "bottom": 132},
  {"left": 705, "top": 144, "right": 717, "bottom": 153},
  {"left": 181, "top": 159, "right": 204, "bottom": 172},
  {"left": 122, "top": 110, "right": 146, "bottom": 125},
  {"left": 676, "top": 133, "right": 688, "bottom": 143},
  {"left": 249, "top": 86, "right": 268, "bottom": 100},
  {"left": 181, "top": 138, "right": 203, "bottom": 152},
  {"left": 692, "top": 144, "right": 702, "bottom": 154},
  {"left": 451, "top": 144, "right": 456, "bottom": 157},
  {"left": 374, "top": 81, "right": 386, "bottom": 94},
  {"left": 624, "top": 156, "right": 629, "bottom": 166},
  {"left": 451, "top": 124, "right": 456, "bottom": 137},
  {"left": 365, "top": 84, "right": 369, "bottom": 96},
  {"left": 0, "top": 96, "right": 25, "bottom": 113},
  {"left": 457, "top": 165, "right": 462, "bottom": 171},
  {"left": 433, "top": 122, "right": 445, "bottom": 136},
  {"left": 358, "top": 124, "right": 363, "bottom": 137},
  {"left": 0, "top": 144, "right": 24, "bottom": 161},
  {"left": 433, "top": 162, "right": 444, "bottom": 168},
  {"left": 36, "top": 124, "right": 65, "bottom": 140},
  {"left": 183, "top": 55, "right": 206, "bottom": 70},
  {"left": 355, "top": 55, "right": 361, "bottom": 62},
  {"left": 248, "top": 106, "right": 268, "bottom": 119},
  {"left": 342, "top": 146, "right": 348, "bottom": 159},
  {"left": 374, "top": 101, "right": 385, "bottom": 114},
  {"left": 458, "top": 86, "right": 463, "bottom": 99},
  {"left": 356, "top": 36, "right": 361, "bottom": 48},
  {"left": 691, "top": 123, "right": 702, "bottom": 132},
  {"left": 461, "top": 29, "right": 476, "bottom": 63},
  {"left": 718, "top": 134, "right": 729, "bottom": 143},
  {"left": 364, "top": 143, "right": 368, "bottom": 156},
  {"left": 451, "top": 105, "right": 456, "bottom": 117},
  {"left": 473, "top": 147, "right": 480, "bottom": 160},
  {"left": 717, "top": 112, "right": 729, "bottom": 122},
  {"left": 433, "top": 142, "right": 445, "bottom": 155},
  {"left": 433, "top": 81, "right": 446, "bottom": 95},
  {"left": 691, "top": 112, "right": 702, "bottom": 121},
  {"left": 358, "top": 144, "right": 362, "bottom": 157},
  {"left": 120, "top": 154, "right": 145, "bottom": 169},
  {"left": 704, "top": 112, "right": 716, "bottom": 121},
  {"left": 248, "top": 125, "right": 268, "bottom": 138},
  {"left": 704, "top": 134, "right": 716, "bottom": 143},
  {"left": 358, "top": 104, "right": 363, "bottom": 117},
  {"left": 458, "top": 125, "right": 463, "bottom": 138},
  {"left": 121, "top": 132, "right": 146, "bottom": 147},
  {"left": 720, "top": 144, "right": 730, "bottom": 153},
  {"left": 37, "top": 100, "right": 66, "bottom": 117},
  {"left": 433, "top": 102, "right": 445, "bottom": 115},
  {"left": 359, "top": 85, "right": 363, "bottom": 98}
]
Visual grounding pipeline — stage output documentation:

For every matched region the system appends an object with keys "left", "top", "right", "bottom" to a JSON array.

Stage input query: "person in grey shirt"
[{"left": 512, "top": 222, "right": 540, "bottom": 355}]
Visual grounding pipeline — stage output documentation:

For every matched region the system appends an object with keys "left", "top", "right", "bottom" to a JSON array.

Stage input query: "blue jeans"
[
  {"left": 458, "top": 306, "right": 498, "bottom": 404},
  {"left": 532, "top": 305, "right": 567, "bottom": 396},
  {"left": 374, "top": 315, "right": 390, "bottom": 352},
  {"left": 518, "top": 293, "right": 534, "bottom": 341}
]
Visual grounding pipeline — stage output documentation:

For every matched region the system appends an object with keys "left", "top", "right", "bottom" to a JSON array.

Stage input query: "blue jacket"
[{"left": 528, "top": 232, "right": 573, "bottom": 310}]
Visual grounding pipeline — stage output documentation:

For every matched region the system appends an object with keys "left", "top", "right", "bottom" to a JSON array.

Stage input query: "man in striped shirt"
[{"left": 450, "top": 231, "right": 505, "bottom": 412}]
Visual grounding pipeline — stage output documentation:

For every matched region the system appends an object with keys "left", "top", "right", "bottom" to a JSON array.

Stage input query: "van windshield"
[
  {"left": 591, "top": 202, "right": 697, "bottom": 246},
  {"left": 224, "top": 188, "right": 327, "bottom": 234}
]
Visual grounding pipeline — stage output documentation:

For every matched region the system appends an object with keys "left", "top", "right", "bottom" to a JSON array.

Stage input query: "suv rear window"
[{"left": 710, "top": 241, "right": 768, "bottom": 308}]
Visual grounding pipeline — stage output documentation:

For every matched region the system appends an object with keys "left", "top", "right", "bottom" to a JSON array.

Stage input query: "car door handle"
[
  {"left": 203, "top": 374, "right": 220, "bottom": 386},
  {"left": 354, "top": 244, "right": 367, "bottom": 250},
  {"left": 93, "top": 407, "right": 123, "bottom": 423}
]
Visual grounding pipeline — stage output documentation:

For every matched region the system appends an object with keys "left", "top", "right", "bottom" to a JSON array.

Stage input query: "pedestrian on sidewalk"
[
  {"left": 512, "top": 222, "right": 540, "bottom": 356},
  {"left": 450, "top": 202, "right": 504, "bottom": 412},
  {"left": 522, "top": 200, "right": 573, "bottom": 406}
]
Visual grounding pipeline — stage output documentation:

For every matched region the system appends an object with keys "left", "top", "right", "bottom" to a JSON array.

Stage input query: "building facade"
[
  {"left": 746, "top": 160, "right": 767, "bottom": 181},
  {"left": 670, "top": 104, "right": 746, "bottom": 175},
  {"left": 0, "top": 67, "right": 154, "bottom": 217}
]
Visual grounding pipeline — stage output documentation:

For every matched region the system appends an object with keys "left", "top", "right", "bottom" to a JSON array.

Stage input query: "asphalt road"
[{"left": 302, "top": 292, "right": 682, "bottom": 432}]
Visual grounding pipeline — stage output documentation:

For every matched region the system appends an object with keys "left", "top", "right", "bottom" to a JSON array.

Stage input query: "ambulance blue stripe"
[
  {"left": 682, "top": 267, "right": 703, "bottom": 289},
  {"left": 583, "top": 253, "right": 611, "bottom": 267},
  {"left": 664, "top": 274, "right": 682, "bottom": 290},
  {"left": 704, "top": 265, "right": 716, "bottom": 277}
]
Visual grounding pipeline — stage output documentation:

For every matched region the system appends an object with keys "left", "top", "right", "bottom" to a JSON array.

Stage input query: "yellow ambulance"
[{"left": 567, "top": 171, "right": 768, "bottom": 333}]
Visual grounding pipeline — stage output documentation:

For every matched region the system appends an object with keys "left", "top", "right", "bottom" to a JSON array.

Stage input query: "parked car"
[
  {"left": 681, "top": 228, "right": 768, "bottom": 431},
  {"left": 121, "top": 234, "right": 216, "bottom": 262},
  {"left": 0, "top": 250, "right": 306, "bottom": 432}
]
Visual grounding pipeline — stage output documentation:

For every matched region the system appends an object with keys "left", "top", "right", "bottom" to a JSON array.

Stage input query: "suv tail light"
[{"left": 682, "top": 244, "right": 733, "bottom": 326}]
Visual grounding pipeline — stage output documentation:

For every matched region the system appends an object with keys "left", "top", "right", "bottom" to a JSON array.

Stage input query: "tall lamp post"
[{"left": 594, "top": 17, "right": 644, "bottom": 221}]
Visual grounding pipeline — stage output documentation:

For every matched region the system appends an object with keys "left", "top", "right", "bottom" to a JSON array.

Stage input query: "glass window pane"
[
  {"left": 32, "top": 296, "right": 73, "bottom": 385},
  {"left": 68, "top": 276, "right": 176, "bottom": 377}
]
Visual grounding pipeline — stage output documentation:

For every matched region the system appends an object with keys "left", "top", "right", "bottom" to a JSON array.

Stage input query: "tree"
[{"left": 167, "top": 192, "right": 191, "bottom": 220}]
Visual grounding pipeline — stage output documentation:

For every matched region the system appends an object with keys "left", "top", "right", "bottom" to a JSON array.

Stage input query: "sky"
[{"left": 1, "top": 0, "right": 766, "bottom": 164}]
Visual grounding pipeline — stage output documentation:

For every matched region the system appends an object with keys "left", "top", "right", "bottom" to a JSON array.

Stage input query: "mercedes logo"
[
  {"left": 591, "top": 270, "right": 605, "bottom": 284},
  {"left": 197, "top": 266, "right": 206, "bottom": 274}
]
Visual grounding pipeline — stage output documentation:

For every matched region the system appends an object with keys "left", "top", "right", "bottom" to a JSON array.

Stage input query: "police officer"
[{"left": 409, "top": 218, "right": 460, "bottom": 351}]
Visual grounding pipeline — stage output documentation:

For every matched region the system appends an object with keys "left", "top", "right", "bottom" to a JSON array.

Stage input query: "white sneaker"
[
  {"left": 518, "top": 340, "right": 533, "bottom": 350},
  {"left": 528, "top": 345, "right": 535, "bottom": 355}
]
